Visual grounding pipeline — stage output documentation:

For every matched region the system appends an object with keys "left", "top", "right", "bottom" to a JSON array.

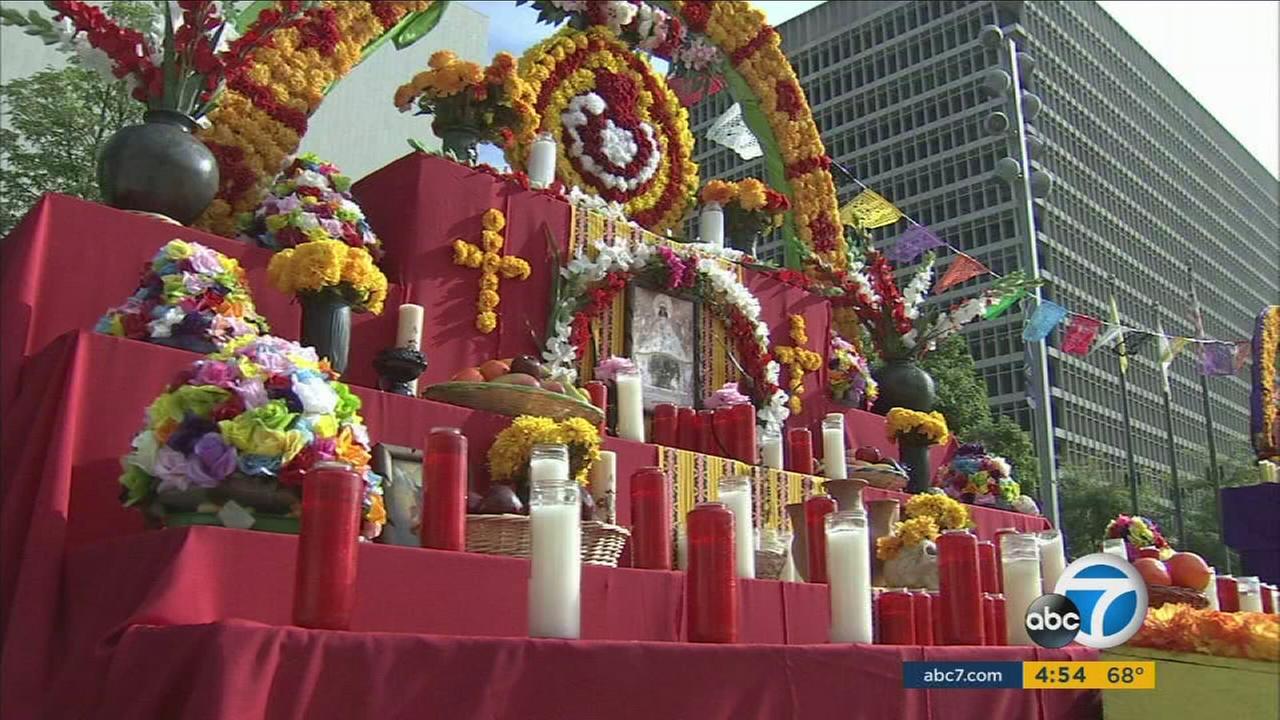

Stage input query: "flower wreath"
[
  {"left": 509, "top": 25, "right": 698, "bottom": 235},
  {"left": 542, "top": 237, "right": 789, "bottom": 435}
]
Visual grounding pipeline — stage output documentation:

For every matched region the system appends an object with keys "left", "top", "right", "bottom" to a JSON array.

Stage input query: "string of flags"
[{"left": 835, "top": 176, "right": 1255, "bottom": 378}]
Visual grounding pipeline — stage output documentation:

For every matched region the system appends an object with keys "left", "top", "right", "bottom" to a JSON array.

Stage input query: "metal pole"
[
  {"left": 1186, "top": 266, "right": 1230, "bottom": 572},
  {"left": 1152, "top": 301, "right": 1186, "bottom": 543},
  {"left": 1110, "top": 282, "right": 1141, "bottom": 515},
  {"left": 1005, "top": 37, "right": 1060, "bottom": 527}
]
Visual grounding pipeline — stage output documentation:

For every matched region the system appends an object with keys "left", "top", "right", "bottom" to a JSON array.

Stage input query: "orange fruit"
[
  {"left": 1133, "top": 557, "right": 1171, "bottom": 586},
  {"left": 478, "top": 359, "right": 510, "bottom": 381},
  {"left": 451, "top": 367, "right": 484, "bottom": 382},
  {"left": 1165, "top": 551, "right": 1211, "bottom": 590}
]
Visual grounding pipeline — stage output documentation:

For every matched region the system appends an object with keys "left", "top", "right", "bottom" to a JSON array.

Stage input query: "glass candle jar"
[
  {"left": 992, "top": 527, "right": 1019, "bottom": 592},
  {"left": 697, "top": 410, "right": 717, "bottom": 456},
  {"left": 614, "top": 367, "right": 645, "bottom": 442},
  {"left": 911, "top": 590, "right": 934, "bottom": 646},
  {"left": 982, "top": 593, "right": 999, "bottom": 647},
  {"left": 1216, "top": 575, "right": 1240, "bottom": 612},
  {"left": 804, "top": 495, "right": 837, "bottom": 584},
  {"left": 937, "top": 530, "right": 985, "bottom": 645},
  {"left": 821, "top": 413, "right": 847, "bottom": 480},
  {"left": 687, "top": 502, "right": 737, "bottom": 642},
  {"left": 1237, "top": 576, "right": 1264, "bottom": 613},
  {"left": 528, "top": 477, "right": 581, "bottom": 639},
  {"left": 1038, "top": 529, "right": 1066, "bottom": 594},
  {"left": 1102, "top": 538, "right": 1127, "bottom": 558},
  {"left": 717, "top": 475, "right": 755, "bottom": 579},
  {"left": 977, "top": 540, "right": 998, "bottom": 594},
  {"left": 528, "top": 131, "right": 557, "bottom": 188},
  {"left": 585, "top": 381, "right": 608, "bottom": 435},
  {"left": 529, "top": 443, "right": 569, "bottom": 487},
  {"left": 760, "top": 429, "right": 783, "bottom": 469},
  {"left": 630, "top": 467, "right": 672, "bottom": 570},
  {"left": 826, "top": 509, "right": 872, "bottom": 643},
  {"left": 878, "top": 589, "right": 916, "bottom": 645},
  {"left": 293, "top": 461, "right": 363, "bottom": 630},
  {"left": 1001, "top": 533, "right": 1042, "bottom": 646},
  {"left": 786, "top": 428, "right": 814, "bottom": 475},
  {"left": 651, "top": 403, "right": 678, "bottom": 446},
  {"left": 676, "top": 407, "right": 698, "bottom": 451},
  {"left": 422, "top": 427, "right": 467, "bottom": 551}
]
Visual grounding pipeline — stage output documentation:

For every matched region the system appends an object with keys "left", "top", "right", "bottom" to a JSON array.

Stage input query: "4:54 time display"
[{"left": 1035, "top": 665, "right": 1086, "bottom": 684}]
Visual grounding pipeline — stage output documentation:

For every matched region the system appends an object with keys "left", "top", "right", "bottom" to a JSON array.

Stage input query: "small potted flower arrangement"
[
  {"left": 118, "top": 335, "right": 386, "bottom": 540},
  {"left": 394, "top": 50, "right": 539, "bottom": 164},
  {"left": 240, "top": 154, "right": 383, "bottom": 258},
  {"left": 829, "top": 332, "right": 877, "bottom": 410},
  {"left": 934, "top": 442, "right": 1022, "bottom": 510},
  {"left": 886, "top": 407, "right": 950, "bottom": 493},
  {"left": 1104, "top": 514, "right": 1172, "bottom": 561},
  {"left": 698, "top": 178, "right": 789, "bottom": 256},
  {"left": 876, "top": 493, "right": 972, "bottom": 590},
  {"left": 97, "top": 239, "right": 269, "bottom": 353}
]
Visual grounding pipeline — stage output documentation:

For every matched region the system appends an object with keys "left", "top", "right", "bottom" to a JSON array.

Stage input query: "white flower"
[
  {"left": 292, "top": 169, "right": 330, "bottom": 189},
  {"left": 127, "top": 431, "right": 160, "bottom": 474},
  {"left": 293, "top": 376, "right": 338, "bottom": 415},
  {"left": 147, "top": 307, "right": 185, "bottom": 338}
]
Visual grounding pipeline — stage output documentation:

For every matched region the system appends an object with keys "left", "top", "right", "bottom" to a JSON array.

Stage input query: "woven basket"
[
  {"left": 755, "top": 547, "right": 786, "bottom": 580},
  {"left": 1148, "top": 583, "right": 1209, "bottom": 609},
  {"left": 422, "top": 382, "right": 605, "bottom": 425},
  {"left": 466, "top": 514, "right": 630, "bottom": 567}
]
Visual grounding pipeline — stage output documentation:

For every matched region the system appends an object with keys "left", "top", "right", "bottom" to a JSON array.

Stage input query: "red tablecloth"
[{"left": 60, "top": 620, "right": 1099, "bottom": 720}]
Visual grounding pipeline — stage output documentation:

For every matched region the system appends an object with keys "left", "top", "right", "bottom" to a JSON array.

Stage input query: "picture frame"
[
  {"left": 371, "top": 443, "right": 423, "bottom": 547},
  {"left": 624, "top": 284, "right": 702, "bottom": 410}
]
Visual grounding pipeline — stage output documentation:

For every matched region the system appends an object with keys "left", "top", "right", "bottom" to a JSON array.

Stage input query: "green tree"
[
  {"left": 0, "top": 1, "right": 155, "bottom": 235},
  {"left": 1055, "top": 463, "right": 1158, "bottom": 560}
]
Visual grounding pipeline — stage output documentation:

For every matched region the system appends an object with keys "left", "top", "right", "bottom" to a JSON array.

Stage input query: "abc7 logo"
[{"left": 1026, "top": 553, "right": 1148, "bottom": 649}]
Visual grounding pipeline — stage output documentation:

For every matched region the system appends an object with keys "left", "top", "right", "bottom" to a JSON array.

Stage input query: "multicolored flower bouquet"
[
  {"left": 97, "top": 239, "right": 269, "bottom": 353},
  {"left": 829, "top": 332, "right": 877, "bottom": 410},
  {"left": 240, "top": 154, "right": 383, "bottom": 258},
  {"left": 700, "top": 178, "right": 790, "bottom": 243},
  {"left": 1104, "top": 514, "right": 1172, "bottom": 561},
  {"left": 118, "top": 335, "right": 386, "bottom": 539},
  {"left": 934, "top": 442, "right": 1021, "bottom": 509},
  {"left": 394, "top": 50, "right": 539, "bottom": 162},
  {"left": 487, "top": 415, "right": 602, "bottom": 491}
]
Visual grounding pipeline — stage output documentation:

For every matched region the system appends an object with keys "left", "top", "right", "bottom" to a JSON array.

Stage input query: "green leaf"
[
  {"left": 0, "top": 8, "right": 30, "bottom": 25},
  {"left": 232, "top": 0, "right": 274, "bottom": 32},
  {"left": 392, "top": 2, "right": 447, "bottom": 50},
  {"left": 407, "top": 137, "right": 432, "bottom": 154}
]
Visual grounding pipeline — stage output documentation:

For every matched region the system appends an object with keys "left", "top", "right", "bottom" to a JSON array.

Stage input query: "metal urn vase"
[{"left": 97, "top": 110, "right": 219, "bottom": 224}]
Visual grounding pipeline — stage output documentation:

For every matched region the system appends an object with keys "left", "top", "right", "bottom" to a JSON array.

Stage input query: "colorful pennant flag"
[
  {"left": 1107, "top": 294, "right": 1129, "bottom": 374},
  {"left": 1023, "top": 300, "right": 1069, "bottom": 342},
  {"left": 886, "top": 224, "right": 944, "bottom": 264},
  {"left": 1234, "top": 341, "right": 1252, "bottom": 371},
  {"left": 1200, "top": 342, "right": 1236, "bottom": 376},
  {"left": 984, "top": 288, "right": 1026, "bottom": 319},
  {"left": 1061, "top": 314, "right": 1102, "bottom": 355},
  {"left": 1155, "top": 321, "right": 1189, "bottom": 393},
  {"left": 935, "top": 254, "right": 988, "bottom": 293},
  {"left": 840, "top": 189, "right": 903, "bottom": 229}
]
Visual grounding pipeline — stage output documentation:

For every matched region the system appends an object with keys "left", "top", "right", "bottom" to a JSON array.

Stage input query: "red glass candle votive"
[
  {"left": 1262, "top": 584, "right": 1275, "bottom": 614},
  {"left": 804, "top": 495, "right": 837, "bottom": 584},
  {"left": 630, "top": 467, "right": 672, "bottom": 570},
  {"left": 421, "top": 427, "right": 467, "bottom": 551},
  {"left": 911, "top": 590, "right": 934, "bottom": 645},
  {"left": 698, "top": 410, "right": 718, "bottom": 455},
  {"left": 687, "top": 502, "right": 738, "bottom": 643},
  {"left": 991, "top": 594, "right": 1008, "bottom": 645},
  {"left": 982, "top": 593, "right": 999, "bottom": 646},
  {"left": 712, "top": 407, "right": 736, "bottom": 459},
  {"left": 878, "top": 590, "right": 916, "bottom": 645},
  {"left": 293, "top": 461, "right": 363, "bottom": 630},
  {"left": 585, "top": 381, "right": 608, "bottom": 434},
  {"left": 977, "top": 541, "right": 998, "bottom": 594},
  {"left": 937, "top": 530, "right": 985, "bottom": 645},
  {"left": 651, "top": 404, "right": 678, "bottom": 446},
  {"left": 676, "top": 407, "right": 698, "bottom": 450},
  {"left": 733, "top": 402, "right": 757, "bottom": 464},
  {"left": 992, "top": 527, "right": 1019, "bottom": 592},
  {"left": 786, "top": 428, "right": 814, "bottom": 475},
  {"left": 930, "top": 590, "right": 943, "bottom": 641},
  {"left": 1217, "top": 575, "right": 1241, "bottom": 612}
]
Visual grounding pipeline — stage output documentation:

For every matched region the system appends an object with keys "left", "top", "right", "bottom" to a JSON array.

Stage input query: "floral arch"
[{"left": 192, "top": 0, "right": 845, "bottom": 270}]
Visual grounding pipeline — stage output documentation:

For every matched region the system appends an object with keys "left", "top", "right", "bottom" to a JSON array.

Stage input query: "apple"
[
  {"left": 542, "top": 380, "right": 565, "bottom": 394},
  {"left": 1165, "top": 551, "right": 1211, "bottom": 590},
  {"left": 854, "top": 446, "right": 883, "bottom": 463},
  {"left": 509, "top": 354, "right": 545, "bottom": 378},
  {"left": 1134, "top": 557, "right": 1171, "bottom": 586},
  {"left": 477, "top": 484, "right": 523, "bottom": 514}
]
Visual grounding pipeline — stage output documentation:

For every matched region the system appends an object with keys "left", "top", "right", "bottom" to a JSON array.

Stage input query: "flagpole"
[
  {"left": 1186, "top": 265, "right": 1230, "bottom": 573},
  {"left": 1109, "top": 280, "right": 1141, "bottom": 515},
  {"left": 1153, "top": 301, "right": 1186, "bottom": 544}
]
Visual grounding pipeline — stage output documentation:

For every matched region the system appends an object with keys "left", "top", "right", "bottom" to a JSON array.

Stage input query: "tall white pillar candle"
[
  {"left": 396, "top": 303, "right": 425, "bottom": 394},
  {"left": 699, "top": 202, "right": 724, "bottom": 248},
  {"left": 761, "top": 430, "right": 783, "bottom": 470},
  {"left": 1001, "top": 533, "right": 1042, "bottom": 646},
  {"left": 528, "top": 132, "right": 557, "bottom": 189},
  {"left": 529, "top": 444, "right": 570, "bottom": 487},
  {"left": 1038, "top": 529, "right": 1066, "bottom": 594},
  {"left": 528, "top": 478, "right": 581, "bottom": 639},
  {"left": 1238, "top": 576, "right": 1264, "bottom": 613},
  {"left": 614, "top": 368, "right": 645, "bottom": 442},
  {"left": 717, "top": 476, "right": 755, "bottom": 579},
  {"left": 588, "top": 450, "right": 617, "bottom": 524},
  {"left": 822, "top": 413, "right": 848, "bottom": 481},
  {"left": 826, "top": 509, "right": 872, "bottom": 643},
  {"left": 1101, "top": 538, "right": 1127, "bottom": 559},
  {"left": 1203, "top": 568, "right": 1220, "bottom": 611}
]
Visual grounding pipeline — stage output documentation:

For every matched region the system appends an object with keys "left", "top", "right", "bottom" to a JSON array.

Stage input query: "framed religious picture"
[
  {"left": 625, "top": 284, "right": 701, "bottom": 410},
  {"left": 371, "top": 443, "right": 423, "bottom": 547}
]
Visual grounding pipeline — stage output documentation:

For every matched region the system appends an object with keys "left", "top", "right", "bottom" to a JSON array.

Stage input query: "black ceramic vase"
[
  {"left": 899, "top": 441, "right": 932, "bottom": 494},
  {"left": 871, "top": 358, "right": 936, "bottom": 415},
  {"left": 97, "top": 110, "right": 219, "bottom": 224},
  {"left": 438, "top": 125, "right": 480, "bottom": 165},
  {"left": 301, "top": 292, "right": 352, "bottom": 374}
]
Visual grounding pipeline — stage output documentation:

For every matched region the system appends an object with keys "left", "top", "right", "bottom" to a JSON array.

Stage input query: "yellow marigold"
[
  {"left": 501, "top": 257, "right": 531, "bottom": 280},
  {"left": 453, "top": 239, "right": 482, "bottom": 268},
  {"left": 482, "top": 208, "right": 506, "bottom": 231},
  {"left": 476, "top": 311, "right": 497, "bottom": 334},
  {"left": 480, "top": 273, "right": 499, "bottom": 291},
  {"left": 367, "top": 494, "right": 388, "bottom": 526},
  {"left": 886, "top": 408, "right": 950, "bottom": 446},
  {"left": 481, "top": 253, "right": 501, "bottom": 273},
  {"left": 290, "top": 240, "right": 346, "bottom": 291},
  {"left": 477, "top": 288, "right": 501, "bottom": 310},
  {"left": 267, "top": 248, "right": 297, "bottom": 295},
  {"left": 700, "top": 179, "right": 737, "bottom": 206},
  {"left": 738, "top": 177, "right": 768, "bottom": 211},
  {"left": 904, "top": 493, "right": 971, "bottom": 531},
  {"left": 895, "top": 515, "right": 941, "bottom": 547},
  {"left": 429, "top": 50, "right": 456, "bottom": 70},
  {"left": 482, "top": 230, "right": 504, "bottom": 252},
  {"left": 877, "top": 533, "right": 904, "bottom": 561},
  {"left": 487, "top": 415, "right": 601, "bottom": 486}
]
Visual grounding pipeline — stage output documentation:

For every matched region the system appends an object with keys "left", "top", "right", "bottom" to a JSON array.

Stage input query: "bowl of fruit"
[
  {"left": 848, "top": 446, "right": 909, "bottom": 491},
  {"left": 1134, "top": 551, "right": 1212, "bottom": 610},
  {"left": 423, "top": 355, "right": 605, "bottom": 425}
]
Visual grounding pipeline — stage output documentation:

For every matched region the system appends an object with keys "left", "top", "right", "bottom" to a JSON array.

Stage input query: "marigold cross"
[
  {"left": 452, "top": 208, "right": 531, "bottom": 334},
  {"left": 774, "top": 314, "right": 823, "bottom": 415}
]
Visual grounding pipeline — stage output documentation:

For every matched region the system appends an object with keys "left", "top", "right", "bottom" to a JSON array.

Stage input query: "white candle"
[
  {"left": 1204, "top": 568, "right": 1220, "bottom": 611},
  {"left": 1260, "top": 460, "right": 1278, "bottom": 483},
  {"left": 718, "top": 476, "right": 755, "bottom": 579},
  {"left": 529, "top": 444, "right": 570, "bottom": 487},
  {"left": 588, "top": 450, "right": 616, "bottom": 524},
  {"left": 699, "top": 202, "right": 724, "bottom": 248},
  {"left": 675, "top": 523, "right": 688, "bottom": 570},
  {"left": 822, "top": 413, "right": 847, "bottom": 481},
  {"left": 528, "top": 132, "right": 557, "bottom": 189},
  {"left": 761, "top": 431, "right": 783, "bottom": 470},
  {"left": 614, "top": 368, "right": 645, "bottom": 442},
  {"left": 396, "top": 303, "right": 425, "bottom": 394},
  {"left": 528, "top": 479, "right": 581, "bottom": 639},
  {"left": 1001, "top": 533, "right": 1042, "bottom": 646},
  {"left": 1101, "top": 538, "right": 1127, "bottom": 559},
  {"left": 826, "top": 510, "right": 872, "bottom": 643},
  {"left": 1238, "top": 576, "right": 1264, "bottom": 613},
  {"left": 1272, "top": 587, "right": 1279, "bottom": 615},
  {"left": 1038, "top": 529, "right": 1066, "bottom": 594}
]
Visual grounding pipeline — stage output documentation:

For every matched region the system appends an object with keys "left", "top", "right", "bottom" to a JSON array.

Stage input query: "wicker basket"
[
  {"left": 755, "top": 547, "right": 786, "bottom": 580},
  {"left": 466, "top": 514, "right": 630, "bottom": 567},
  {"left": 1147, "top": 583, "right": 1209, "bottom": 609},
  {"left": 422, "top": 382, "right": 605, "bottom": 425}
]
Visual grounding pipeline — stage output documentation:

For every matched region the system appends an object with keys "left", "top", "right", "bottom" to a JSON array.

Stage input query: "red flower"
[
  {"left": 211, "top": 395, "right": 246, "bottom": 422},
  {"left": 730, "top": 26, "right": 778, "bottom": 65},
  {"left": 682, "top": 1, "right": 712, "bottom": 32},
  {"left": 121, "top": 311, "right": 148, "bottom": 338},
  {"left": 809, "top": 215, "right": 840, "bottom": 253}
]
